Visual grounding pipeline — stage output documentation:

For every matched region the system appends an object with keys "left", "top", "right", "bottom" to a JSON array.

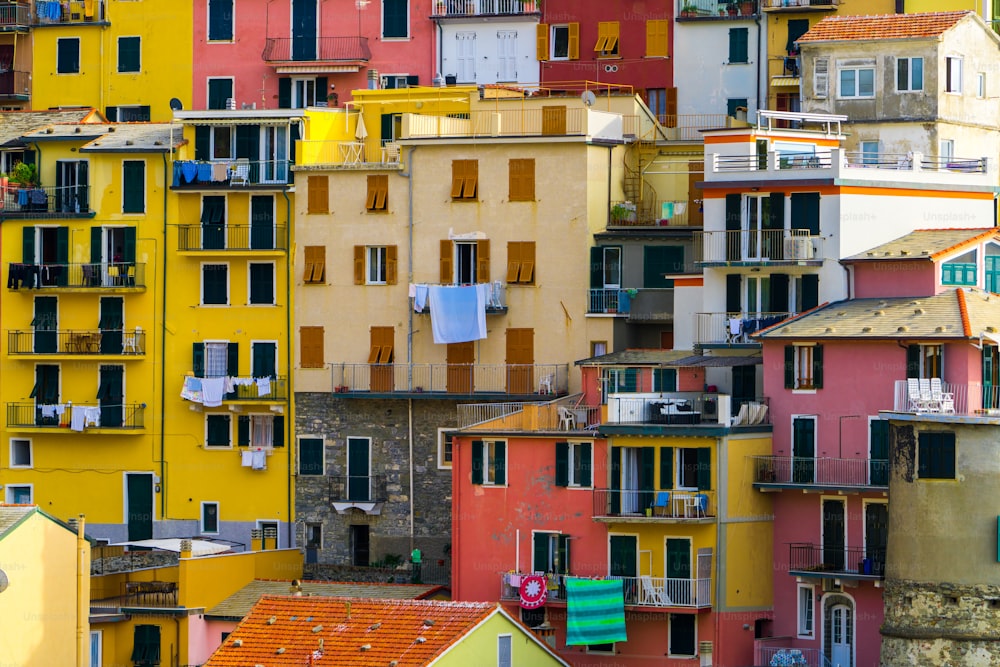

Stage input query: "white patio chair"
[
  {"left": 557, "top": 407, "right": 576, "bottom": 431},
  {"left": 930, "top": 378, "right": 955, "bottom": 413}
]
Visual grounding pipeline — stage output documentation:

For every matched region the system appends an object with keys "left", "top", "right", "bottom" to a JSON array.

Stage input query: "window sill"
[
  {"left": 792, "top": 388, "right": 817, "bottom": 395},
  {"left": 203, "top": 445, "right": 234, "bottom": 451}
]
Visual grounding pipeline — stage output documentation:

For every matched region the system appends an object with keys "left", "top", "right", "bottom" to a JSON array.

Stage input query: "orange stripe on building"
[
  {"left": 673, "top": 277, "right": 703, "bottom": 287},
  {"left": 703, "top": 135, "right": 840, "bottom": 147},
  {"left": 839, "top": 186, "right": 995, "bottom": 200},
  {"left": 956, "top": 288, "right": 971, "bottom": 337}
]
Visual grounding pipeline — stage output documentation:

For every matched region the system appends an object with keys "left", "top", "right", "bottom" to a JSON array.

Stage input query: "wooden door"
[
  {"left": 369, "top": 326, "right": 394, "bottom": 392},
  {"left": 687, "top": 161, "right": 703, "bottom": 226},
  {"left": 505, "top": 328, "right": 533, "bottom": 394},
  {"left": 447, "top": 341, "right": 474, "bottom": 393},
  {"left": 541, "top": 105, "right": 567, "bottom": 135}
]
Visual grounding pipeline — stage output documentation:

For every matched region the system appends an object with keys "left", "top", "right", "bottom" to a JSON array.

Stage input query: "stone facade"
[{"left": 295, "top": 393, "right": 456, "bottom": 577}]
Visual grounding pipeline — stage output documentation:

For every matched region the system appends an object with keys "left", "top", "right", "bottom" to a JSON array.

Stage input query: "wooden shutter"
[
  {"left": 555, "top": 441, "right": 569, "bottom": 487},
  {"left": 814, "top": 57, "right": 829, "bottom": 99},
  {"left": 536, "top": 23, "right": 549, "bottom": 61},
  {"left": 494, "top": 441, "right": 506, "bottom": 485},
  {"left": 579, "top": 443, "right": 592, "bottom": 487},
  {"left": 300, "top": 326, "right": 324, "bottom": 368},
  {"left": 660, "top": 447, "right": 673, "bottom": 489},
  {"left": 471, "top": 440, "right": 484, "bottom": 484},
  {"left": 602, "top": 22, "right": 619, "bottom": 53},
  {"left": 385, "top": 245, "right": 398, "bottom": 285},
  {"left": 463, "top": 160, "right": 478, "bottom": 198},
  {"left": 507, "top": 241, "right": 521, "bottom": 283},
  {"left": 476, "top": 239, "right": 490, "bottom": 283},
  {"left": 440, "top": 240, "right": 453, "bottom": 283},
  {"left": 307, "top": 175, "right": 328, "bottom": 214},
  {"left": 304, "top": 246, "right": 325, "bottom": 283},
  {"left": 696, "top": 448, "right": 711, "bottom": 490},
  {"left": 371, "top": 326, "right": 393, "bottom": 364},
  {"left": 784, "top": 345, "right": 795, "bottom": 389},
  {"left": 353, "top": 246, "right": 365, "bottom": 285},
  {"left": 237, "top": 415, "right": 249, "bottom": 446},
  {"left": 508, "top": 158, "right": 535, "bottom": 202},
  {"left": 519, "top": 242, "right": 535, "bottom": 283},
  {"left": 451, "top": 160, "right": 465, "bottom": 198},
  {"left": 647, "top": 20, "right": 668, "bottom": 58},
  {"left": 122, "top": 161, "right": 145, "bottom": 213},
  {"left": 366, "top": 174, "right": 388, "bottom": 211},
  {"left": 299, "top": 438, "right": 324, "bottom": 475},
  {"left": 813, "top": 345, "right": 824, "bottom": 388},
  {"left": 594, "top": 22, "right": 608, "bottom": 52},
  {"left": 568, "top": 22, "right": 579, "bottom": 60}
]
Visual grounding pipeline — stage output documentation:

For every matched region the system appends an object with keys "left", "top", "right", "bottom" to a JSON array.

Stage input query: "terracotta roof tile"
[
  {"left": 797, "top": 11, "right": 971, "bottom": 43},
  {"left": 204, "top": 596, "right": 499, "bottom": 666}
]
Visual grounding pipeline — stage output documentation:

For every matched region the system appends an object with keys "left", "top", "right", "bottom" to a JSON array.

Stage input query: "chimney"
[
  {"left": 180, "top": 539, "right": 193, "bottom": 559},
  {"left": 251, "top": 529, "right": 263, "bottom": 551}
]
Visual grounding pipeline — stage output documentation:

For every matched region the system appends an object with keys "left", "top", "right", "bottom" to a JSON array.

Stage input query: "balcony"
[
  {"left": 1, "top": 184, "right": 92, "bottom": 217},
  {"left": 587, "top": 288, "right": 675, "bottom": 320},
  {"left": 0, "top": 70, "right": 29, "bottom": 100},
  {"left": 677, "top": 0, "right": 758, "bottom": 20},
  {"left": 457, "top": 400, "right": 600, "bottom": 431},
  {"left": 330, "top": 363, "right": 568, "bottom": 397},
  {"left": 499, "top": 572, "right": 711, "bottom": 608},
  {"left": 7, "top": 402, "right": 146, "bottom": 431},
  {"left": 606, "top": 393, "right": 770, "bottom": 427},
  {"left": 788, "top": 542, "right": 885, "bottom": 581},
  {"left": 750, "top": 455, "right": 888, "bottom": 491},
  {"left": 261, "top": 36, "right": 370, "bottom": 68},
  {"left": 0, "top": 2, "right": 30, "bottom": 29},
  {"left": 182, "top": 375, "right": 288, "bottom": 402},
  {"left": 754, "top": 641, "right": 832, "bottom": 667},
  {"left": 8, "top": 329, "right": 145, "bottom": 357},
  {"left": 329, "top": 475, "right": 386, "bottom": 515},
  {"left": 402, "top": 108, "right": 623, "bottom": 142},
  {"left": 658, "top": 113, "right": 731, "bottom": 141},
  {"left": 7, "top": 263, "right": 146, "bottom": 291},
  {"left": 431, "top": 0, "right": 539, "bottom": 18},
  {"left": 695, "top": 230, "right": 822, "bottom": 267},
  {"left": 694, "top": 311, "right": 792, "bottom": 346},
  {"left": 593, "top": 488, "right": 716, "bottom": 522},
  {"left": 297, "top": 139, "right": 402, "bottom": 169},
  {"left": 177, "top": 224, "right": 287, "bottom": 252},
  {"left": 414, "top": 282, "right": 507, "bottom": 314},
  {"left": 171, "top": 159, "right": 292, "bottom": 188},
  {"left": 608, "top": 200, "right": 692, "bottom": 229},
  {"left": 762, "top": 0, "right": 837, "bottom": 10},
  {"left": 32, "top": 0, "right": 107, "bottom": 24},
  {"left": 890, "top": 380, "right": 1000, "bottom": 422}
]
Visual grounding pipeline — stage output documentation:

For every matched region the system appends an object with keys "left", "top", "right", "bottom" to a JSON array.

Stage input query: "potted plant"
[
  {"left": 740, "top": 0, "right": 755, "bottom": 15},
  {"left": 728, "top": 1, "right": 739, "bottom": 16},
  {"left": 9, "top": 161, "right": 36, "bottom": 188},
  {"left": 681, "top": 2, "right": 697, "bottom": 17}
]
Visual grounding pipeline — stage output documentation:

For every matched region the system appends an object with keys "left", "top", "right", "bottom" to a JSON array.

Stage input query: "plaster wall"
[
  {"left": 439, "top": 21, "right": 540, "bottom": 87},
  {"left": 674, "top": 21, "right": 759, "bottom": 117}
]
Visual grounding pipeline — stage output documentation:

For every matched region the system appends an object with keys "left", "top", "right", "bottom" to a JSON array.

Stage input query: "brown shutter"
[
  {"left": 536, "top": 23, "right": 549, "bottom": 61},
  {"left": 477, "top": 239, "right": 490, "bottom": 283},
  {"left": 371, "top": 326, "right": 394, "bottom": 363},
  {"left": 354, "top": 246, "right": 365, "bottom": 285},
  {"left": 508, "top": 160, "right": 520, "bottom": 201},
  {"left": 568, "top": 23, "right": 580, "bottom": 60},
  {"left": 664, "top": 87, "right": 678, "bottom": 128},
  {"left": 308, "top": 175, "right": 328, "bottom": 214},
  {"left": 386, "top": 245, "right": 398, "bottom": 285},
  {"left": 507, "top": 241, "right": 521, "bottom": 283},
  {"left": 374, "top": 175, "right": 388, "bottom": 210},
  {"left": 304, "top": 245, "right": 325, "bottom": 283},
  {"left": 440, "top": 239, "right": 453, "bottom": 283},
  {"left": 520, "top": 241, "right": 535, "bottom": 283},
  {"left": 365, "top": 175, "right": 378, "bottom": 210},
  {"left": 451, "top": 160, "right": 465, "bottom": 198},
  {"left": 509, "top": 158, "right": 534, "bottom": 201},
  {"left": 463, "top": 160, "right": 478, "bottom": 198},
  {"left": 300, "top": 326, "right": 324, "bottom": 368}
]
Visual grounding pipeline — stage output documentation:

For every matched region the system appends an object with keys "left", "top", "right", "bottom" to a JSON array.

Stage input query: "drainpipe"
[
  {"left": 281, "top": 186, "right": 293, "bottom": 547},
  {"left": 755, "top": 14, "right": 764, "bottom": 113},
  {"left": 159, "top": 151, "right": 169, "bottom": 521},
  {"left": 398, "top": 146, "right": 416, "bottom": 552},
  {"left": 75, "top": 514, "right": 88, "bottom": 667},
  {"left": 31, "top": 142, "right": 40, "bottom": 184}
]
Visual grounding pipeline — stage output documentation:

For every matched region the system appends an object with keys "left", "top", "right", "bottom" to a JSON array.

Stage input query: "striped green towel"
[{"left": 565, "top": 577, "right": 627, "bottom": 646}]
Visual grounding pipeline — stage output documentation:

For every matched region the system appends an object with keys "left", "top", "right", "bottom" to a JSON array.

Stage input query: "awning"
[
  {"left": 111, "top": 538, "right": 234, "bottom": 556},
  {"left": 665, "top": 355, "right": 762, "bottom": 367},
  {"left": 275, "top": 65, "right": 361, "bottom": 74},
  {"left": 179, "top": 118, "right": 296, "bottom": 126},
  {"left": 770, "top": 77, "right": 802, "bottom": 88}
]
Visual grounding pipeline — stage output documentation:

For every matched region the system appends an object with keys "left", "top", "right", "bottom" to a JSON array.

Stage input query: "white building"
[{"left": 433, "top": 1, "right": 540, "bottom": 86}]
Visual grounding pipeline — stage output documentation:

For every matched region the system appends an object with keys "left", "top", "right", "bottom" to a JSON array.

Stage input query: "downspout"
[
  {"left": 398, "top": 146, "right": 416, "bottom": 551},
  {"left": 31, "top": 142, "right": 40, "bottom": 184},
  {"left": 75, "top": 514, "right": 88, "bottom": 667},
  {"left": 755, "top": 14, "right": 764, "bottom": 113},
  {"left": 159, "top": 152, "right": 168, "bottom": 520},
  {"left": 281, "top": 186, "right": 293, "bottom": 548}
]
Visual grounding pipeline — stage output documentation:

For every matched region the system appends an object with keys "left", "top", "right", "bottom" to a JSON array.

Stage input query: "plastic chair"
[
  {"left": 538, "top": 374, "right": 554, "bottom": 394},
  {"left": 383, "top": 141, "right": 401, "bottom": 163},
  {"left": 557, "top": 407, "right": 576, "bottom": 431},
  {"left": 230, "top": 158, "right": 250, "bottom": 186},
  {"left": 652, "top": 492, "right": 670, "bottom": 516},
  {"left": 930, "top": 378, "right": 955, "bottom": 413},
  {"left": 695, "top": 493, "right": 709, "bottom": 517}
]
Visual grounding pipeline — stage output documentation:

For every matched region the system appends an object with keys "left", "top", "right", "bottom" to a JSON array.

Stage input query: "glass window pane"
[{"left": 859, "top": 69, "right": 874, "bottom": 96}]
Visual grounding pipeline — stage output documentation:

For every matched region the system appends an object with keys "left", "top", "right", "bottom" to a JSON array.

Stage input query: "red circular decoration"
[{"left": 519, "top": 575, "right": 548, "bottom": 609}]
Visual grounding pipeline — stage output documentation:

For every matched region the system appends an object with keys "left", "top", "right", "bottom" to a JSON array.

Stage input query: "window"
[
  {"left": 305, "top": 523, "right": 322, "bottom": 549},
  {"left": 106, "top": 105, "right": 151, "bottom": 122},
  {"left": 249, "top": 262, "right": 275, "bottom": 305},
  {"left": 207, "top": 78, "right": 233, "bottom": 110},
  {"left": 784, "top": 344, "right": 823, "bottom": 390},
  {"left": 10, "top": 439, "right": 31, "bottom": 468},
  {"left": 942, "top": 257, "right": 976, "bottom": 286},
  {"left": 646, "top": 19, "right": 668, "bottom": 58},
  {"left": 5, "top": 484, "right": 31, "bottom": 504},
  {"left": 237, "top": 414, "right": 283, "bottom": 448},
  {"left": 205, "top": 414, "right": 231, "bottom": 447},
  {"left": 918, "top": 432, "right": 956, "bottom": 479},
  {"left": 201, "top": 501, "right": 219, "bottom": 533},
  {"left": 675, "top": 447, "right": 710, "bottom": 489},
  {"left": 438, "top": 428, "right": 454, "bottom": 469},
  {"left": 440, "top": 239, "right": 489, "bottom": 284},
  {"left": 90, "top": 630, "right": 103, "bottom": 667},
  {"left": 940, "top": 139, "right": 955, "bottom": 163},
  {"left": 291, "top": 77, "right": 316, "bottom": 108},
  {"left": 591, "top": 341, "right": 607, "bottom": 357},
  {"left": 727, "top": 98, "right": 748, "bottom": 118},
  {"left": 797, "top": 584, "right": 815, "bottom": 637},
  {"left": 451, "top": 159, "right": 478, "bottom": 199},
  {"left": 555, "top": 441, "right": 592, "bottom": 488},
  {"left": 508, "top": 158, "right": 535, "bottom": 202},
  {"left": 471, "top": 440, "right": 506, "bottom": 485},
  {"left": 896, "top": 57, "right": 923, "bottom": 92},
  {"left": 201, "top": 263, "right": 228, "bottom": 305},
  {"left": 839, "top": 67, "right": 875, "bottom": 98},
  {"left": 587, "top": 644, "right": 615, "bottom": 655},
  {"left": 946, "top": 56, "right": 963, "bottom": 93},
  {"left": 532, "top": 531, "right": 570, "bottom": 574},
  {"left": 506, "top": 241, "right": 535, "bottom": 284},
  {"left": 355, "top": 245, "right": 397, "bottom": 285},
  {"left": 382, "top": 0, "right": 408, "bottom": 39},
  {"left": 303, "top": 246, "right": 325, "bottom": 283},
  {"left": 497, "top": 634, "right": 512, "bottom": 667},
  {"left": 906, "top": 344, "right": 943, "bottom": 379},
  {"left": 57, "top": 38, "right": 80, "bottom": 74},
  {"left": 813, "top": 57, "right": 829, "bottom": 99},
  {"left": 194, "top": 341, "right": 235, "bottom": 378},
  {"left": 299, "top": 326, "right": 324, "bottom": 368},
  {"left": 668, "top": 613, "right": 696, "bottom": 656},
  {"left": 211, "top": 126, "right": 233, "bottom": 159},
  {"left": 117, "top": 36, "right": 141, "bottom": 73},
  {"left": 728, "top": 28, "right": 748, "bottom": 64},
  {"left": 307, "top": 175, "right": 329, "bottom": 214},
  {"left": 594, "top": 21, "right": 619, "bottom": 57},
  {"left": 860, "top": 141, "right": 879, "bottom": 166},
  {"left": 541, "top": 23, "right": 579, "bottom": 61},
  {"left": 208, "top": 0, "right": 234, "bottom": 41},
  {"left": 122, "top": 161, "right": 145, "bottom": 214},
  {"left": 977, "top": 72, "right": 986, "bottom": 98},
  {"left": 131, "top": 625, "right": 160, "bottom": 667},
  {"left": 366, "top": 175, "right": 388, "bottom": 212}
]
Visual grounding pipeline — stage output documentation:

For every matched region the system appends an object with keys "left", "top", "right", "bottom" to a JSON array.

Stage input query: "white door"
[
  {"left": 497, "top": 30, "right": 517, "bottom": 81},
  {"left": 743, "top": 195, "right": 766, "bottom": 259},
  {"left": 457, "top": 32, "right": 476, "bottom": 83},
  {"left": 261, "top": 126, "right": 288, "bottom": 183},
  {"left": 621, "top": 448, "right": 639, "bottom": 513},
  {"left": 829, "top": 603, "right": 852, "bottom": 667}
]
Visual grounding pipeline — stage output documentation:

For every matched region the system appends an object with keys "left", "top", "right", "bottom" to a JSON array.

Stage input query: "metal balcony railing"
[
  {"left": 608, "top": 200, "right": 691, "bottom": 228},
  {"left": 1, "top": 184, "right": 90, "bottom": 215},
  {"left": 7, "top": 263, "right": 146, "bottom": 290},
  {"left": 788, "top": 542, "right": 886, "bottom": 579},
  {"left": 457, "top": 401, "right": 601, "bottom": 431},
  {"left": 695, "top": 229, "right": 822, "bottom": 264},
  {"left": 754, "top": 641, "right": 833, "bottom": 667},
  {"left": 892, "top": 379, "right": 1000, "bottom": 416},
  {"left": 177, "top": 224, "right": 287, "bottom": 251},
  {"left": 0, "top": 70, "right": 29, "bottom": 98},
  {"left": 261, "top": 36, "right": 371, "bottom": 62},
  {"left": 32, "top": 0, "right": 106, "bottom": 24},
  {"left": 8, "top": 329, "right": 145, "bottom": 356},
  {"left": 606, "top": 393, "right": 769, "bottom": 427},
  {"left": 431, "top": 0, "right": 539, "bottom": 17},
  {"left": 7, "top": 402, "right": 145, "bottom": 429},
  {"left": 750, "top": 455, "right": 888, "bottom": 488},
  {"left": 0, "top": 2, "right": 30, "bottom": 27},
  {"left": 328, "top": 475, "right": 387, "bottom": 504},
  {"left": 593, "top": 488, "right": 716, "bottom": 520},
  {"left": 657, "top": 113, "right": 729, "bottom": 140},
  {"left": 185, "top": 375, "right": 288, "bottom": 401},
  {"left": 694, "top": 311, "right": 792, "bottom": 345},
  {"left": 499, "top": 572, "right": 711, "bottom": 608},
  {"left": 763, "top": 0, "right": 837, "bottom": 8},
  {"left": 172, "top": 159, "right": 291, "bottom": 187},
  {"left": 678, "top": 0, "right": 758, "bottom": 19},
  {"left": 296, "top": 139, "right": 402, "bottom": 167},
  {"left": 587, "top": 288, "right": 677, "bottom": 318},
  {"left": 404, "top": 108, "right": 588, "bottom": 139},
  {"left": 330, "top": 363, "right": 568, "bottom": 396}
]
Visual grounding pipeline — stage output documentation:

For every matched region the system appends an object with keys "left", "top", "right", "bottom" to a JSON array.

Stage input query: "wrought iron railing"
[
  {"left": 695, "top": 229, "right": 821, "bottom": 264},
  {"left": 8, "top": 329, "right": 145, "bottom": 355},
  {"left": 587, "top": 288, "right": 677, "bottom": 317},
  {"left": 1, "top": 184, "right": 90, "bottom": 215},
  {"left": 328, "top": 475, "right": 387, "bottom": 504},
  {"left": 7, "top": 402, "right": 145, "bottom": 429},
  {"left": 694, "top": 311, "right": 792, "bottom": 345},
  {"left": 432, "top": 0, "right": 539, "bottom": 17},
  {"left": 788, "top": 542, "right": 885, "bottom": 578},
  {"left": 499, "top": 572, "right": 711, "bottom": 608},
  {"left": 177, "top": 224, "right": 287, "bottom": 251},
  {"left": 32, "top": 0, "right": 105, "bottom": 23},
  {"left": 330, "top": 363, "right": 568, "bottom": 396},
  {"left": 750, "top": 455, "right": 888, "bottom": 488},
  {"left": 0, "top": 70, "right": 29, "bottom": 98},
  {"left": 7, "top": 262, "right": 146, "bottom": 289},
  {"left": 172, "top": 159, "right": 291, "bottom": 187},
  {"left": 261, "top": 36, "right": 371, "bottom": 62},
  {"left": 0, "top": 2, "right": 30, "bottom": 26},
  {"left": 593, "top": 488, "right": 716, "bottom": 519}
]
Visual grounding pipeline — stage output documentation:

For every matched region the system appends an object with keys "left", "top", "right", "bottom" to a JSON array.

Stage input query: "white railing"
[
  {"left": 892, "top": 379, "right": 1000, "bottom": 416},
  {"left": 403, "top": 108, "right": 588, "bottom": 139},
  {"left": 330, "top": 363, "right": 568, "bottom": 395},
  {"left": 696, "top": 229, "right": 821, "bottom": 264},
  {"left": 694, "top": 312, "right": 792, "bottom": 345},
  {"left": 712, "top": 149, "right": 991, "bottom": 180},
  {"left": 499, "top": 573, "right": 711, "bottom": 608}
]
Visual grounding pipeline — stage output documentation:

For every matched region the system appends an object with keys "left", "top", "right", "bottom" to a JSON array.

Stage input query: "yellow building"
[
  {"left": 164, "top": 107, "right": 299, "bottom": 548},
  {"left": 0, "top": 505, "right": 90, "bottom": 667},
  {"left": 29, "top": 0, "right": 192, "bottom": 121},
  {"left": 0, "top": 121, "right": 178, "bottom": 543},
  {"left": 0, "top": 1, "right": 32, "bottom": 108},
  {"left": 762, "top": 0, "right": 896, "bottom": 112}
]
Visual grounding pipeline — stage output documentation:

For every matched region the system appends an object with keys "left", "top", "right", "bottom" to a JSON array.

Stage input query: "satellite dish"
[
  {"left": 169, "top": 98, "right": 183, "bottom": 112},
  {"left": 0, "top": 568, "right": 8, "bottom": 594},
  {"left": 581, "top": 91, "right": 596, "bottom": 107}
]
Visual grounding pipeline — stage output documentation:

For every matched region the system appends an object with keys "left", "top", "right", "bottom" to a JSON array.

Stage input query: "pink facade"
[
  {"left": 187, "top": 618, "right": 238, "bottom": 666},
  {"left": 851, "top": 260, "right": 937, "bottom": 299},
  {"left": 191, "top": 0, "right": 436, "bottom": 111}
]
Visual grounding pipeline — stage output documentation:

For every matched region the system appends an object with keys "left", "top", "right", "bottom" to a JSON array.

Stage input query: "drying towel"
[
  {"left": 70, "top": 408, "right": 86, "bottom": 432},
  {"left": 181, "top": 161, "right": 198, "bottom": 184},
  {"left": 196, "top": 162, "right": 213, "bottom": 183},
  {"left": 180, "top": 376, "right": 203, "bottom": 403},
  {"left": 201, "top": 377, "right": 226, "bottom": 408},
  {"left": 414, "top": 284, "right": 429, "bottom": 313},
  {"left": 728, "top": 318, "right": 742, "bottom": 336},
  {"left": 241, "top": 450, "right": 253, "bottom": 467},
  {"left": 251, "top": 449, "right": 267, "bottom": 470},
  {"left": 212, "top": 162, "right": 229, "bottom": 182},
  {"left": 427, "top": 284, "right": 487, "bottom": 344},
  {"left": 564, "top": 577, "right": 628, "bottom": 646},
  {"left": 41, "top": 405, "right": 56, "bottom": 418},
  {"left": 83, "top": 407, "right": 101, "bottom": 427},
  {"left": 255, "top": 376, "right": 271, "bottom": 396}
]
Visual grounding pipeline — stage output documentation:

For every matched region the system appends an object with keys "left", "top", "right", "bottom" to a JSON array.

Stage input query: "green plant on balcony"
[
  {"left": 680, "top": 3, "right": 697, "bottom": 17},
  {"left": 611, "top": 201, "right": 636, "bottom": 223},
  {"left": 9, "top": 161, "right": 36, "bottom": 187}
]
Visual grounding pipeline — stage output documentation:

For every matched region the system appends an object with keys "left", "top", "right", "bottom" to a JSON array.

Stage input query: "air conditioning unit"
[
  {"left": 784, "top": 237, "right": 815, "bottom": 260},
  {"left": 822, "top": 578, "right": 843, "bottom": 593}
]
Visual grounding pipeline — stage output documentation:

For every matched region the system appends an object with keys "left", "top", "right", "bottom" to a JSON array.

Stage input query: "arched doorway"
[{"left": 823, "top": 593, "right": 854, "bottom": 667}]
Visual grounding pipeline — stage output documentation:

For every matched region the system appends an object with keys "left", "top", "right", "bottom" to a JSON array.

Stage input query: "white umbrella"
[{"left": 355, "top": 113, "right": 368, "bottom": 141}]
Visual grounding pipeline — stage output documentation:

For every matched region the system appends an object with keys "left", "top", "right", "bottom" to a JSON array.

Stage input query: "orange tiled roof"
[
  {"left": 204, "top": 595, "right": 499, "bottom": 666},
  {"left": 797, "top": 11, "right": 971, "bottom": 43}
]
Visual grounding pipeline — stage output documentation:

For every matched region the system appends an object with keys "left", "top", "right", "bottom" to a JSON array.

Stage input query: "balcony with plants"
[{"left": 678, "top": 0, "right": 759, "bottom": 20}]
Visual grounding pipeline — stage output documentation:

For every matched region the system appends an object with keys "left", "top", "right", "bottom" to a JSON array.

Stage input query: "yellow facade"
[
  {"left": 438, "top": 610, "right": 567, "bottom": 666},
  {"left": 30, "top": 0, "right": 193, "bottom": 120}
]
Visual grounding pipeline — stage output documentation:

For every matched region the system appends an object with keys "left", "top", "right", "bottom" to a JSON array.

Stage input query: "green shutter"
[
  {"left": 558, "top": 534, "right": 570, "bottom": 574},
  {"left": 249, "top": 264, "right": 273, "bottom": 305},
  {"left": 770, "top": 273, "right": 789, "bottom": 314},
  {"left": 870, "top": 419, "right": 889, "bottom": 486},
  {"left": 727, "top": 274, "right": 742, "bottom": 313},
  {"left": 208, "top": 0, "right": 233, "bottom": 40},
  {"left": 56, "top": 227, "right": 69, "bottom": 264},
  {"left": 252, "top": 342, "right": 277, "bottom": 378},
  {"left": 579, "top": 442, "right": 591, "bottom": 488},
  {"left": 23, "top": 226, "right": 35, "bottom": 263},
  {"left": 105, "top": 106, "right": 118, "bottom": 122},
  {"left": 790, "top": 193, "right": 820, "bottom": 235},
  {"left": 654, "top": 368, "right": 677, "bottom": 392},
  {"left": 208, "top": 79, "right": 233, "bottom": 110},
  {"left": 123, "top": 162, "right": 144, "bottom": 214},
  {"left": 299, "top": 438, "right": 324, "bottom": 475},
  {"left": 278, "top": 78, "right": 291, "bottom": 109},
  {"left": 696, "top": 448, "right": 711, "bottom": 490},
  {"left": 767, "top": 193, "right": 785, "bottom": 230},
  {"left": 623, "top": 368, "right": 638, "bottom": 392},
  {"left": 729, "top": 28, "right": 748, "bottom": 63},
  {"left": 123, "top": 227, "right": 137, "bottom": 263},
  {"left": 90, "top": 226, "right": 103, "bottom": 264},
  {"left": 471, "top": 440, "right": 484, "bottom": 484},
  {"left": 643, "top": 246, "right": 683, "bottom": 289},
  {"left": 118, "top": 36, "right": 140, "bottom": 73},
  {"left": 195, "top": 126, "right": 210, "bottom": 160},
  {"left": 533, "top": 533, "right": 548, "bottom": 572},
  {"left": 250, "top": 196, "right": 274, "bottom": 250},
  {"left": 383, "top": 0, "right": 407, "bottom": 38},
  {"left": 227, "top": 342, "right": 239, "bottom": 376},
  {"left": 659, "top": 447, "right": 673, "bottom": 489},
  {"left": 666, "top": 538, "right": 691, "bottom": 579},
  {"left": 640, "top": 447, "right": 655, "bottom": 509},
  {"left": 208, "top": 415, "right": 231, "bottom": 446},
  {"left": 784, "top": 345, "right": 795, "bottom": 389},
  {"left": 273, "top": 416, "right": 284, "bottom": 447},
  {"left": 237, "top": 415, "right": 249, "bottom": 446},
  {"left": 801, "top": 274, "right": 819, "bottom": 311},
  {"left": 494, "top": 441, "right": 506, "bottom": 485},
  {"left": 192, "top": 343, "right": 205, "bottom": 376},
  {"left": 906, "top": 345, "right": 920, "bottom": 379},
  {"left": 590, "top": 247, "right": 603, "bottom": 289},
  {"left": 813, "top": 344, "right": 823, "bottom": 388},
  {"left": 236, "top": 125, "right": 260, "bottom": 160},
  {"left": 555, "top": 441, "right": 569, "bottom": 487}
]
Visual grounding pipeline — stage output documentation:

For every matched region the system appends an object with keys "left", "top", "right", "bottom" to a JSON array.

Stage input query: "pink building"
[
  {"left": 754, "top": 228, "right": 1000, "bottom": 667},
  {"left": 191, "top": 0, "right": 436, "bottom": 111}
]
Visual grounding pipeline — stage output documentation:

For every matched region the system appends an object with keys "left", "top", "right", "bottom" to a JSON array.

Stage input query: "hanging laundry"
[
  {"left": 251, "top": 449, "right": 267, "bottom": 470},
  {"left": 255, "top": 376, "right": 271, "bottom": 397},
  {"left": 212, "top": 162, "right": 228, "bottom": 182},
  {"left": 83, "top": 407, "right": 101, "bottom": 427},
  {"left": 70, "top": 407, "right": 86, "bottom": 432},
  {"left": 40, "top": 405, "right": 57, "bottom": 418},
  {"left": 241, "top": 450, "right": 253, "bottom": 467},
  {"left": 201, "top": 377, "right": 226, "bottom": 408},
  {"left": 427, "top": 284, "right": 487, "bottom": 344},
  {"left": 413, "top": 284, "right": 429, "bottom": 313},
  {"left": 564, "top": 577, "right": 627, "bottom": 646},
  {"left": 180, "top": 376, "right": 203, "bottom": 403}
]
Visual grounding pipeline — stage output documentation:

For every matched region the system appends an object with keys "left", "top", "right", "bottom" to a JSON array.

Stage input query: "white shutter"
[{"left": 813, "top": 57, "right": 829, "bottom": 99}]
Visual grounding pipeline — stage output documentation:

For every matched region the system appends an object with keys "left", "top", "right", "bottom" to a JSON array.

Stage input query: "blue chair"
[
  {"left": 652, "top": 492, "right": 670, "bottom": 516},
  {"left": 695, "top": 493, "right": 709, "bottom": 517}
]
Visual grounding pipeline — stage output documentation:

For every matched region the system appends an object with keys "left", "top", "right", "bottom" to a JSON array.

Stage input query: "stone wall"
[
  {"left": 881, "top": 578, "right": 1000, "bottom": 666},
  {"left": 295, "top": 394, "right": 456, "bottom": 578}
]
